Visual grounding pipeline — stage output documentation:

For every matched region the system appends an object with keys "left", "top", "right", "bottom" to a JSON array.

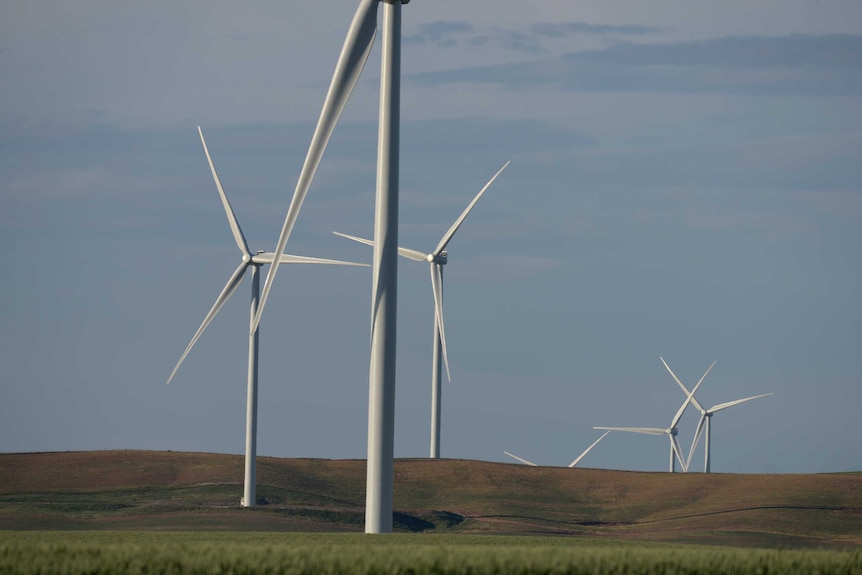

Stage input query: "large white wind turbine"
[
  {"left": 250, "top": 0, "right": 408, "bottom": 533},
  {"left": 334, "top": 161, "right": 510, "bottom": 459},
  {"left": 167, "top": 127, "right": 366, "bottom": 509},
  {"left": 660, "top": 357, "right": 773, "bottom": 473},
  {"left": 595, "top": 368, "right": 709, "bottom": 473},
  {"left": 503, "top": 431, "right": 610, "bottom": 468}
]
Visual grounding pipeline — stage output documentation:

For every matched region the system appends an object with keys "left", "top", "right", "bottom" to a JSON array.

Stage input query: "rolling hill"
[{"left": 1, "top": 451, "right": 859, "bottom": 548}]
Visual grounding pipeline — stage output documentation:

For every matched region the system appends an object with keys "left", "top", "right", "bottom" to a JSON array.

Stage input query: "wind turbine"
[
  {"left": 167, "top": 126, "right": 367, "bottom": 508},
  {"left": 660, "top": 357, "right": 773, "bottom": 473},
  {"left": 250, "top": 0, "right": 408, "bottom": 533},
  {"left": 595, "top": 369, "right": 709, "bottom": 472},
  {"left": 333, "top": 160, "right": 510, "bottom": 459},
  {"left": 503, "top": 430, "right": 610, "bottom": 468}
]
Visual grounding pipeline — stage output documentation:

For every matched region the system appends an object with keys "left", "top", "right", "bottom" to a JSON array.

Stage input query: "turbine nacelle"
[{"left": 429, "top": 251, "right": 447, "bottom": 264}]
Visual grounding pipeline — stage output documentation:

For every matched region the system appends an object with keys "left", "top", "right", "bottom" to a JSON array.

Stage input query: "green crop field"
[{"left": 2, "top": 531, "right": 861, "bottom": 575}]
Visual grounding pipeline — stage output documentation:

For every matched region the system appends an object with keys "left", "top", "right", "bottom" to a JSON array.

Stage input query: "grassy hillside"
[{"left": 1, "top": 451, "right": 860, "bottom": 548}]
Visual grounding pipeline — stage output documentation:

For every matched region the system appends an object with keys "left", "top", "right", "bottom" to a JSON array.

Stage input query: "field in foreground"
[
  {"left": 1, "top": 451, "right": 860, "bottom": 549},
  {"left": 2, "top": 532, "right": 861, "bottom": 575}
]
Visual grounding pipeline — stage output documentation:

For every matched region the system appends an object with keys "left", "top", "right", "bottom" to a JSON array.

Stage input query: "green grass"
[{"left": 1, "top": 532, "right": 860, "bottom": 575}]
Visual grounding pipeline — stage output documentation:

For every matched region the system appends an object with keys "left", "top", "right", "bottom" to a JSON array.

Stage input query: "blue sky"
[{"left": 1, "top": 0, "right": 860, "bottom": 474}]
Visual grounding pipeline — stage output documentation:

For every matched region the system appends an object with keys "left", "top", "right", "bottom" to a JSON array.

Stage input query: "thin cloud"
[
  {"left": 404, "top": 21, "right": 475, "bottom": 47},
  {"left": 406, "top": 20, "right": 664, "bottom": 55},
  {"left": 409, "top": 34, "right": 862, "bottom": 97},
  {"left": 532, "top": 22, "right": 663, "bottom": 38},
  {"left": 567, "top": 34, "right": 862, "bottom": 69}
]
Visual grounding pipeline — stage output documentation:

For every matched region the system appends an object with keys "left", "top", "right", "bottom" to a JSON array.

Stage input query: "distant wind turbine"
[
  {"left": 167, "top": 127, "right": 367, "bottom": 508},
  {"left": 595, "top": 366, "right": 710, "bottom": 472},
  {"left": 503, "top": 431, "right": 610, "bottom": 468},
  {"left": 660, "top": 357, "right": 773, "bottom": 473},
  {"left": 334, "top": 161, "right": 510, "bottom": 459}
]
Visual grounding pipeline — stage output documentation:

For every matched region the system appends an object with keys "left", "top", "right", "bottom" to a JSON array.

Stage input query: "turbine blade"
[
  {"left": 166, "top": 261, "right": 249, "bottom": 384},
  {"left": 430, "top": 263, "right": 451, "bottom": 381},
  {"left": 434, "top": 161, "right": 510, "bottom": 255},
  {"left": 669, "top": 366, "right": 708, "bottom": 429},
  {"left": 398, "top": 246, "right": 431, "bottom": 262},
  {"left": 198, "top": 126, "right": 251, "bottom": 257},
  {"left": 671, "top": 435, "right": 688, "bottom": 472},
  {"left": 593, "top": 426, "right": 667, "bottom": 435},
  {"left": 694, "top": 360, "right": 717, "bottom": 389},
  {"left": 333, "top": 231, "right": 428, "bottom": 262},
  {"left": 252, "top": 252, "right": 369, "bottom": 267},
  {"left": 709, "top": 393, "right": 773, "bottom": 414},
  {"left": 333, "top": 231, "right": 375, "bottom": 247},
  {"left": 254, "top": 0, "right": 379, "bottom": 333},
  {"left": 661, "top": 356, "right": 706, "bottom": 412},
  {"left": 503, "top": 451, "right": 537, "bottom": 466},
  {"left": 686, "top": 414, "right": 707, "bottom": 470},
  {"left": 568, "top": 431, "right": 610, "bottom": 468}
]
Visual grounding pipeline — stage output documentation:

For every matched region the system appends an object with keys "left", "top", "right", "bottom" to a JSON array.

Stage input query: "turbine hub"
[{"left": 242, "top": 253, "right": 252, "bottom": 264}]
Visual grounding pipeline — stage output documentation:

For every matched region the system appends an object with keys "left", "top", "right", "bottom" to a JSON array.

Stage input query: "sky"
[{"left": 1, "top": 0, "right": 860, "bottom": 475}]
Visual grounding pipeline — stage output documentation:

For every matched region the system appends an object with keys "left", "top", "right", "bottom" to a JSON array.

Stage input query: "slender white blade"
[
  {"left": 686, "top": 414, "right": 707, "bottom": 470},
  {"left": 568, "top": 431, "right": 610, "bottom": 468},
  {"left": 333, "top": 231, "right": 375, "bottom": 247},
  {"left": 251, "top": 252, "right": 369, "bottom": 267},
  {"left": 430, "top": 263, "right": 451, "bottom": 382},
  {"left": 593, "top": 426, "right": 667, "bottom": 435},
  {"left": 434, "top": 161, "right": 510, "bottom": 256},
  {"left": 397, "top": 247, "right": 430, "bottom": 262},
  {"left": 708, "top": 393, "right": 773, "bottom": 414},
  {"left": 661, "top": 356, "right": 706, "bottom": 412},
  {"left": 693, "top": 360, "right": 717, "bottom": 392},
  {"left": 503, "top": 451, "right": 537, "bottom": 466},
  {"left": 669, "top": 366, "right": 708, "bottom": 429},
  {"left": 198, "top": 126, "right": 251, "bottom": 258},
  {"left": 166, "top": 261, "right": 249, "bottom": 384},
  {"left": 333, "top": 231, "right": 428, "bottom": 262},
  {"left": 670, "top": 435, "right": 688, "bottom": 472},
  {"left": 254, "top": 0, "right": 378, "bottom": 334}
]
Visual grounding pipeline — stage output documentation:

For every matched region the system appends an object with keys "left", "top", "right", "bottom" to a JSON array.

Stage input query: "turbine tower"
[
  {"left": 250, "top": 0, "right": 409, "bottom": 533},
  {"left": 334, "top": 161, "right": 510, "bottom": 458},
  {"left": 503, "top": 430, "right": 610, "bottom": 468},
  {"left": 595, "top": 367, "right": 709, "bottom": 472},
  {"left": 167, "top": 127, "right": 366, "bottom": 508},
  {"left": 660, "top": 357, "right": 773, "bottom": 473}
]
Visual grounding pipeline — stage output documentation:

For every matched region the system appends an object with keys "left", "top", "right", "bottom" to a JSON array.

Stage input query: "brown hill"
[{"left": 1, "top": 450, "right": 859, "bottom": 548}]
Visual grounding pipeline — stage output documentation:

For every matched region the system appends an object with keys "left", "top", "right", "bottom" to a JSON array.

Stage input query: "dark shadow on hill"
[{"left": 394, "top": 510, "right": 465, "bottom": 532}]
